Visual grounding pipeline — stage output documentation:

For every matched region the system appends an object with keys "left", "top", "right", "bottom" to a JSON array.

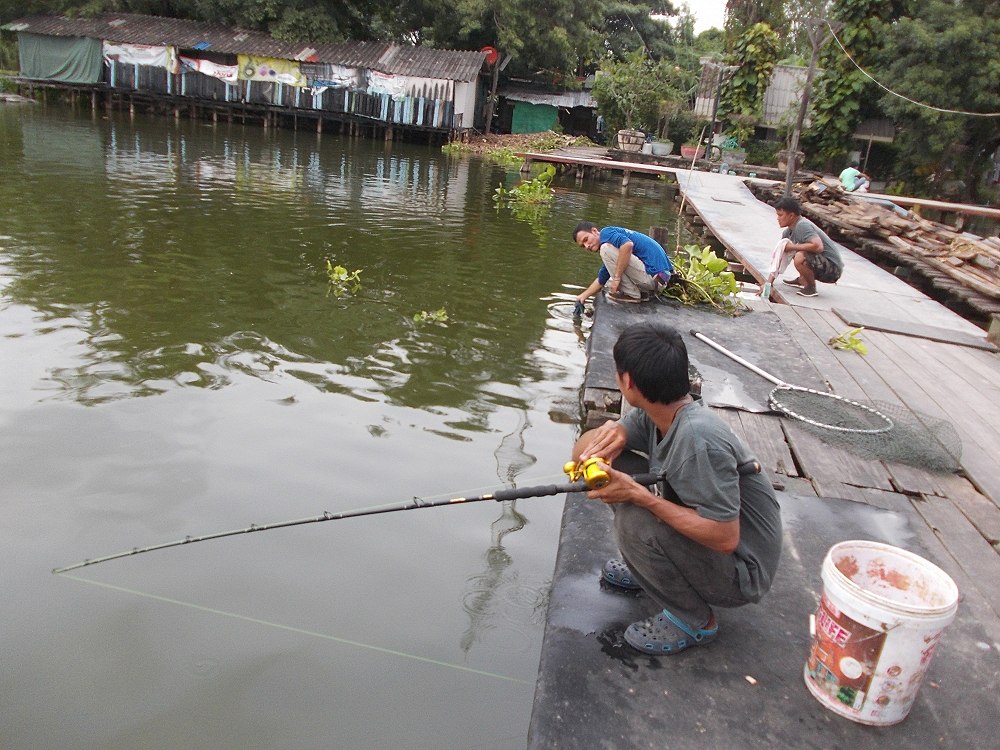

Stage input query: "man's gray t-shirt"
[
  {"left": 620, "top": 401, "right": 782, "bottom": 601},
  {"left": 783, "top": 216, "right": 844, "bottom": 273}
]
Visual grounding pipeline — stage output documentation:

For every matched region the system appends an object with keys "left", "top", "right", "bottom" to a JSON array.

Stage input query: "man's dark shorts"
[{"left": 805, "top": 253, "right": 842, "bottom": 283}]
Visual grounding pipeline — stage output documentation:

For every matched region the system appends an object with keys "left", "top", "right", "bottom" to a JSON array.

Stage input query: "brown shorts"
[{"left": 805, "top": 253, "right": 842, "bottom": 283}]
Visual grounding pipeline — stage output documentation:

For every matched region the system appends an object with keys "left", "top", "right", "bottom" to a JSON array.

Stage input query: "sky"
[{"left": 687, "top": 0, "right": 727, "bottom": 34}]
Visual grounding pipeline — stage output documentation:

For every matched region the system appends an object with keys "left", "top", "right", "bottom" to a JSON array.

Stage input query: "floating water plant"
[
  {"left": 326, "top": 260, "right": 362, "bottom": 297},
  {"left": 493, "top": 165, "right": 556, "bottom": 206},
  {"left": 413, "top": 308, "right": 449, "bottom": 325},
  {"left": 662, "top": 244, "right": 740, "bottom": 313}
]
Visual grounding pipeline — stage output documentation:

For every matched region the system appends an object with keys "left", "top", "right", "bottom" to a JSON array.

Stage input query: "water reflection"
[
  {"left": 0, "top": 104, "right": 683, "bottom": 750},
  {"left": 460, "top": 499, "right": 535, "bottom": 654},
  {"left": 3, "top": 109, "right": 584, "bottom": 419}
]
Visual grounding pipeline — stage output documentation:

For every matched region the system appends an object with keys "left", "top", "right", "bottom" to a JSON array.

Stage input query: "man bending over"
[{"left": 571, "top": 222, "right": 673, "bottom": 304}]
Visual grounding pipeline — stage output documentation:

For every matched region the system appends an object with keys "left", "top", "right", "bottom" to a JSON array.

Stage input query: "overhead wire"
[{"left": 825, "top": 19, "right": 1000, "bottom": 118}]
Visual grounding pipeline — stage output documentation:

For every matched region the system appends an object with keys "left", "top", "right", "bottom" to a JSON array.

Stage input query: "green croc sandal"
[
  {"left": 602, "top": 558, "right": 642, "bottom": 591},
  {"left": 625, "top": 608, "right": 718, "bottom": 655}
]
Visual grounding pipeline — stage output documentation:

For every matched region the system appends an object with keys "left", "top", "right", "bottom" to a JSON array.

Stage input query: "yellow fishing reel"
[{"left": 563, "top": 457, "right": 611, "bottom": 489}]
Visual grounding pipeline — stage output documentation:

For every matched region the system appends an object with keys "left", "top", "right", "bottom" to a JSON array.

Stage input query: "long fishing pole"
[{"left": 53, "top": 464, "right": 663, "bottom": 575}]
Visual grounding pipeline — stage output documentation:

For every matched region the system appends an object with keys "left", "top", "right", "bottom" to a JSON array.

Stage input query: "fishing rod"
[{"left": 52, "top": 458, "right": 659, "bottom": 575}]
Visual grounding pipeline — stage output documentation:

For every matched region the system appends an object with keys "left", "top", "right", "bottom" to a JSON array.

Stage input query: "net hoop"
[{"left": 768, "top": 385, "right": 895, "bottom": 435}]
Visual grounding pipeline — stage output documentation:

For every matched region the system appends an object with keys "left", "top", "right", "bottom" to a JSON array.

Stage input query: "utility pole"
[{"left": 784, "top": 18, "right": 841, "bottom": 196}]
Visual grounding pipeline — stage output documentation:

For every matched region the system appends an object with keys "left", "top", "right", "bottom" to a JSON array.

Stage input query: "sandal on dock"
[
  {"left": 602, "top": 558, "right": 643, "bottom": 591},
  {"left": 624, "top": 608, "right": 718, "bottom": 655}
]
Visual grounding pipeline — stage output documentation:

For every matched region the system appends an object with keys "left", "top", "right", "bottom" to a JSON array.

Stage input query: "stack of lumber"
[{"left": 753, "top": 179, "right": 1000, "bottom": 319}]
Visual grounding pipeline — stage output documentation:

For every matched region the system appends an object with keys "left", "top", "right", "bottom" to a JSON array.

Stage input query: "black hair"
[
  {"left": 571, "top": 221, "right": 598, "bottom": 241},
  {"left": 772, "top": 196, "right": 801, "bottom": 215},
  {"left": 613, "top": 322, "right": 690, "bottom": 404}
]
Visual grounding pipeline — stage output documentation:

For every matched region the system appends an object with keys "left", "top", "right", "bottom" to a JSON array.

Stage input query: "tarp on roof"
[{"left": 19, "top": 32, "right": 102, "bottom": 83}]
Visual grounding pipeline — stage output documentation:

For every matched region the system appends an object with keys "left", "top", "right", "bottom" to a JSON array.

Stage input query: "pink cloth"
[{"left": 768, "top": 238, "right": 793, "bottom": 276}]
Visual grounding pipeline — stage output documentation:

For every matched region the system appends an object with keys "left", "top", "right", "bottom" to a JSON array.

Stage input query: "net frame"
[
  {"left": 767, "top": 385, "right": 894, "bottom": 435},
  {"left": 690, "top": 330, "right": 962, "bottom": 472}
]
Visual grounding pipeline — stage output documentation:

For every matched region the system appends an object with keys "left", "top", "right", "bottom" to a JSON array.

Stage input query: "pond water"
[{"left": 0, "top": 103, "right": 680, "bottom": 749}]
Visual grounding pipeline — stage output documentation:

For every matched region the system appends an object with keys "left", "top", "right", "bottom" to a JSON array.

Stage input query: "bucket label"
[{"left": 806, "top": 593, "right": 886, "bottom": 711}]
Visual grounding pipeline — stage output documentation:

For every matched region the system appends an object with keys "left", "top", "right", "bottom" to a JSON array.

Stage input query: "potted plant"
[
  {"left": 777, "top": 148, "right": 805, "bottom": 172},
  {"left": 593, "top": 52, "right": 683, "bottom": 154},
  {"left": 650, "top": 95, "right": 681, "bottom": 156},
  {"left": 680, "top": 138, "right": 705, "bottom": 159}
]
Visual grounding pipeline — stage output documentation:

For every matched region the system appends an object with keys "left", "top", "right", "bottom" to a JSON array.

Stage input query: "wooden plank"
[
  {"left": 851, "top": 192, "right": 1000, "bottom": 220},
  {"left": 944, "top": 478, "right": 1000, "bottom": 548},
  {"left": 769, "top": 306, "right": 868, "bottom": 401},
  {"left": 782, "top": 420, "right": 895, "bottom": 498},
  {"left": 796, "top": 309, "right": 905, "bottom": 405},
  {"left": 940, "top": 342, "right": 1000, "bottom": 390},
  {"left": 867, "top": 330, "right": 1000, "bottom": 454},
  {"left": 736, "top": 411, "right": 800, "bottom": 479},
  {"left": 859, "top": 487, "right": 914, "bottom": 514},
  {"left": 892, "top": 335, "right": 1000, "bottom": 404},
  {"left": 855, "top": 330, "right": 999, "bottom": 501},
  {"left": 883, "top": 461, "right": 956, "bottom": 498},
  {"left": 779, "top": 475, "right": 818, "bottom": 497},
  {"left": 908, "top": 494, "right": 1000, "bottom": 622},
  {"left": 713, "top": 407, "right": 788, "bottom": 492},
  {"left": 832, "top": 307, "right": 998, "bottom": 352}
]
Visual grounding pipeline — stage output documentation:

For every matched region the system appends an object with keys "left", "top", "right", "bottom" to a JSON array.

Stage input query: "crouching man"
[{"left": 573, "top": 323, "right": 782, "bottom": 655}]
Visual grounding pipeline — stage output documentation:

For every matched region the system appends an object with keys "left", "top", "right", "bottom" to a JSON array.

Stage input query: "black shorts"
[{"left": 805, "top": 253, "right": 842, "bottom": 283}]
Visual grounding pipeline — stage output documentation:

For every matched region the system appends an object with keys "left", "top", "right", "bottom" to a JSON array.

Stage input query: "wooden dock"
[
  {"left": 527, "top": 152, "right": 1000, "bottom": 746},
  {"left": 529, "top": 295, "right": 1000, "bottom": 749}
]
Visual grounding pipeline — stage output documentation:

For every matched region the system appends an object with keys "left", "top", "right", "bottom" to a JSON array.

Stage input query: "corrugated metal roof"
[
  {"left": 499, "top": 87, "right": 596, "bottom": 108},
  {"left": 853, "top": 118, "right": 895, "bottom": 142},
  {"left": 2, "top": 13, "right": 486, "bottom": 81}
]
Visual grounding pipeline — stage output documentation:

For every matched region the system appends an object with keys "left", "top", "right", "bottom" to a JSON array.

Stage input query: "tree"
[
  {"left": 717, "top": 21, "right": 780, "bottom": 144},
  {"left": 804, "top": 0, "right": 902, "bottom": 166},
  {"left": 874, "top": 0, "right": 1000, "bottom": 201},
  {"left": 723, "top": 0, "right": 785, "bottom": 52},
  {"left": 591, "top": 49, "right": 685, "bottom": 134},
  {"left": 600, "top": 2, "right": 678, "bottom": 62},
  {"left": 413, "top": 0, "right": 605, "bottom": 80}
]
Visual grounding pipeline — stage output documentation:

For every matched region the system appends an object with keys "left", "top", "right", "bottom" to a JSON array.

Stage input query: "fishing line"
[{"left": 59, "top": 573, "right": 532, "bottom": 685}]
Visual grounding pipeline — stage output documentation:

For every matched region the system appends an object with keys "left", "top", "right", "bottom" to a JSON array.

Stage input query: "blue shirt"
[{"left": 595, "top": 227, "right": 672, "bottom": 285}]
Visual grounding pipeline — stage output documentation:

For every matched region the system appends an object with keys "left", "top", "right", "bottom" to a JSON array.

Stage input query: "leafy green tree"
[
  {"left": 591, "top": 49, "right": 685, "bottom": 134},
  {"left": 723, "top": 0, "right": 785, "bottom": 52},
  {"left": 412, "top": 0, "right": 605, "bottom": 80},
  {"left": 873, "top": 0, "right": 1000, "bottom": 201},
  {"left": 600, "top": 2, "right": 678, "bottom": 62},
  {"left": 718, "top": 21, "right": 780, "bottom": 144},
  {"left": 803, "top": 0, "right": 902, "bottom": 166}
]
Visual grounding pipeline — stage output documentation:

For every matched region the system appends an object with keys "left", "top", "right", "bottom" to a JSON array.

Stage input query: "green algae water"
[{"left": 0, "top": 102, "right": 679, "bottom": 750}]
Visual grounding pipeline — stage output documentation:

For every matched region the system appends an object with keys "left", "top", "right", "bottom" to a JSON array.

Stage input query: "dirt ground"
[{"left": 453, "top": 131, "right": 594, "bottom": 153}]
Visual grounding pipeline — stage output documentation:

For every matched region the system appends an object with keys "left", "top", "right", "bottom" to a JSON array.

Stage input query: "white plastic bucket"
[{"left": 804, "top": 540, "right": 958, "bottom": 726}]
